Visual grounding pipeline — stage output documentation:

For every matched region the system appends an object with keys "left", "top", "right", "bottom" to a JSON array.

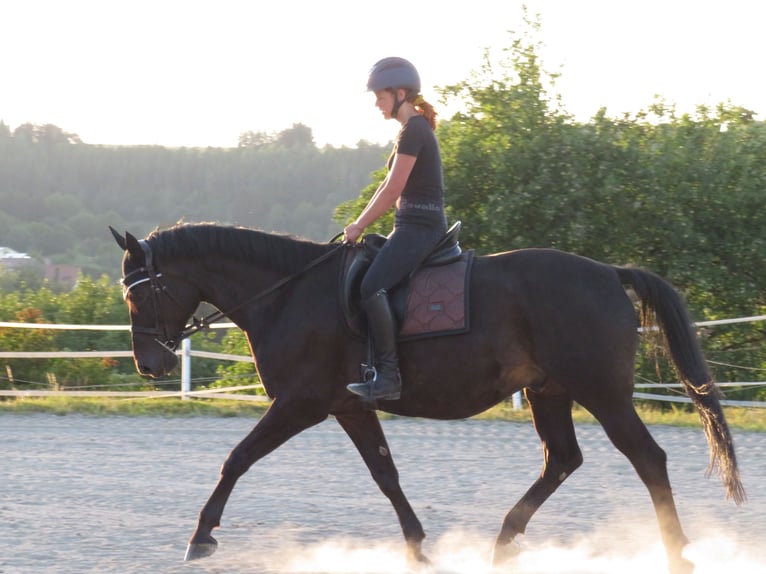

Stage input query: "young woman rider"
[{"left": 344, "top": 57, "right": 448, "bottom": 401}]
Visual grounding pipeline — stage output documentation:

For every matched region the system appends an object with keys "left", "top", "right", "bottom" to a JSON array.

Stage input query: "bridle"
[
  {"left": 121, "top": 236, "right": 345, "bottom": 355},
  {"left": 121, "top": 239, "right": 195, "bottom": 354}
]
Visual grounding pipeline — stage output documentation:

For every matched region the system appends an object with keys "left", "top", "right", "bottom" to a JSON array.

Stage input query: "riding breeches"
[{"left": 360, "top": 222, "right": 447, "bottom": 301}]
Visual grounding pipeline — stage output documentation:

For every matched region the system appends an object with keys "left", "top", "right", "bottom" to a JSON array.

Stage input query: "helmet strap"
[{"left": 390, "top": 88, "right": 409, "bottom": 120}]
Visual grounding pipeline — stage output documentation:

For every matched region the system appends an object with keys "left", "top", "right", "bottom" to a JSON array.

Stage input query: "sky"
[{"left": 3, "top": 0, "right": 763, "bottom": 148}]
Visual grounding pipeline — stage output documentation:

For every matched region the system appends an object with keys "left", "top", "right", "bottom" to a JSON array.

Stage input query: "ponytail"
[{"left": 410, "top": 93, "right": 438, "bottom": 130}]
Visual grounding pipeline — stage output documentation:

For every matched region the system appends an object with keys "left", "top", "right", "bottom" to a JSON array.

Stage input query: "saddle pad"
[{"left": 399, "top": 251, "right": 474, "bottom": 340}]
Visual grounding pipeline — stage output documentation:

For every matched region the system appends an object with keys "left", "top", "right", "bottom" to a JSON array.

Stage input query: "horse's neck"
[
  {"left": 192, "top": 257, "right": 264, "bottom": 309},
  {"left": 192, "top": 253, "right": 307, "bottom": 324}
]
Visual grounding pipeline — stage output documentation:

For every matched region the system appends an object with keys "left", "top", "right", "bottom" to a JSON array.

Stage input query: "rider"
[{"left": 344, "top": 57, "right": 448, "bottom": 401}]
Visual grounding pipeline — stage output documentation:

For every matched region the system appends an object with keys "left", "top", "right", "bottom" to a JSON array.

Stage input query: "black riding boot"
[{"left": 347, "top": 289, "right": 402, "bottom": 401}]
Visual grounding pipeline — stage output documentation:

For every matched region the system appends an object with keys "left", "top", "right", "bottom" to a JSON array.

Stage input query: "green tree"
[
  {"left": 212, "top": 329, "right": 263, "bottom": 395},
  {"left": 333, "top": 167, "right": 392, "bottom": 235},
  {"left": 238, "top": 130, "right": 275, "bottom": 148},
  {"left": 437, "top": 11, "right": 574, "bottom": 254},
  {"left": 0, "top": 299, "right": 57, "bottom": 388},
  {"left": 274, "top": 123, "right": 315, "bottom": 148}
]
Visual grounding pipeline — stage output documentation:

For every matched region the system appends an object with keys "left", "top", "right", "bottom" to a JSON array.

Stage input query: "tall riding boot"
[{"left": 347, "top": 289, "right": 402, "bottom": 401}]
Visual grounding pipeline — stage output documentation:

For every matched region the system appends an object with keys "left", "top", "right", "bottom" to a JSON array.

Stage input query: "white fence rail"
[{"left": 1, "top": 317, "right": 765, "bottom": 407}]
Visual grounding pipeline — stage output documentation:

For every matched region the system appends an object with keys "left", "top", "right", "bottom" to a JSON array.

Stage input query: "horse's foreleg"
[
  {"left": 493, "top": 387, "right": 583, "bottom": 566},
  {"left": 335, "top": 408, "right": 428, "bottom": 565},
  {"left": 185, "top": 399, "right": 327, "bottom": 561}
]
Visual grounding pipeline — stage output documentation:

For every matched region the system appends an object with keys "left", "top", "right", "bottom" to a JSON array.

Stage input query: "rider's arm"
[{"left": 344, "top": 153, "right": 416, "bottom": 242}]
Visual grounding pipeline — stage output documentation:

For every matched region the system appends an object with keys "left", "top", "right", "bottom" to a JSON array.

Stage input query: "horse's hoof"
[
  {"left": 669, "top": 556, "right": 695, "bottom": 574},
  {"left": 406, "top": 543, "right": 431, "bottom": 569},
  {"left": 491, "top": 539, "right": 521, "bottom": 567},
  {"left": 184, "top": 534, "right": 218, "bottom": 561}
]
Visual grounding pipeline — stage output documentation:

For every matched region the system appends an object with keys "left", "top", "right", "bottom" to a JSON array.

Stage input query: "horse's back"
[
  {"left": 475, "top": 247, "right": 638, "bottom": 338},
  {"left": 473, "top": 247, "right": 640, "bottom": 383},
  {"left": 477, "top": 247, "right": 633, "bottom": 310}
]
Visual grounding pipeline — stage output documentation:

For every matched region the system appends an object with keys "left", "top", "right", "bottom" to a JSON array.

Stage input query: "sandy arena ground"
[{"left": 1, "top": 413, "right": 764, "bottom": 574}]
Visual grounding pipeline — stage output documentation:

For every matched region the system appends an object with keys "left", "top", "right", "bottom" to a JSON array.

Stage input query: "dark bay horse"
[{"left": 110, "top": 223, "right": 744, "bottom": 574}]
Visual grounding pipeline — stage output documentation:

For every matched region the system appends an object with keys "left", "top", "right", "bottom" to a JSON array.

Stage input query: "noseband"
[{"left": 122, "top": 236, "right": 345, "bottom": 355}]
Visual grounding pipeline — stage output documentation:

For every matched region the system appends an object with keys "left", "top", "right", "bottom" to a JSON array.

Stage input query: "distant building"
[
  {"left": 43, "top": 263, "right": 80, "bottom": 289},
  {"left": 0, "top": 247, "right": 80, "bottom": 288},
  {"left": 0, "top": 247, "right": 35, "bottom": 270}
]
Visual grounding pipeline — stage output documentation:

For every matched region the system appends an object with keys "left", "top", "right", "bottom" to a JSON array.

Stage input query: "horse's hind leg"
[
  {"left": 493, "top": 385, "right": 583, "bottom": 566},
  {"left": 335, "top": 408, "right": 428, "bottom": 565},
  {"left": 584, "top": 397, "right": 693, "bottom": 574}
]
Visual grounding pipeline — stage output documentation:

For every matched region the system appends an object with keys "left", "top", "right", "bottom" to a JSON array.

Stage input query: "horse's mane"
[{"left": 146, "top": 222, "right": 335, "bottom": 274}]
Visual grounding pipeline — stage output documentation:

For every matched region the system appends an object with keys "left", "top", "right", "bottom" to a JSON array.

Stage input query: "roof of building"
[{"left": 0, "top": 247, "right": 31, "bottom": 259}]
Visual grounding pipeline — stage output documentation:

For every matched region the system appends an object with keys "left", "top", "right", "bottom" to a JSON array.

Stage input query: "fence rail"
[
  {"left": 0, "top": 386, "right": 268, "bottom": 401},
  {"left": 2, "top": 316, "right": 765, "bottom": 407}
]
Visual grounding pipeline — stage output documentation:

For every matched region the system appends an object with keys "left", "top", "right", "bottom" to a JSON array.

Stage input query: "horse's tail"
[{"left": 615, "top": 266, "right": 746, "bottom": 505}]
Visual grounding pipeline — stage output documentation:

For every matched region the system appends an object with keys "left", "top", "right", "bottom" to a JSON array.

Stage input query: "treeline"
[
  {"left": 0, "top": 121, "right": 389, "bottom": 278},
  {"left": 2, "top": 15, "right": 765, "bottom": 400}
]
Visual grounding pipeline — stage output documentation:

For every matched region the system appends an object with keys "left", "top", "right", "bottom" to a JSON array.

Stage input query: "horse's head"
[{"left": 110, "top": 227, "right": 201, "bottom": 378}]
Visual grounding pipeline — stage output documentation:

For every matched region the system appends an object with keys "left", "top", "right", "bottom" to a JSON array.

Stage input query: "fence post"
[
  {"left": 512, "top": 390, "right": 523, "bottom": 410},
  {"left": 181, "top": 338, "right": 191, "bottom": 400}
]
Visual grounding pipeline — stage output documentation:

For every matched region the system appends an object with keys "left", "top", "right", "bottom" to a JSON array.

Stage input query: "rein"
[{"left": 123, "top": 234, "right": 346, "bottom": 353}]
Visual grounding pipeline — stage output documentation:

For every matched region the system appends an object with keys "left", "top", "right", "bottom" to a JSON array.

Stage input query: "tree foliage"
[
  {"left": 0, "top": 122, "right": 387, "bottom": 278},
  {"left": 0, "top": 274, "right": 245, "bottom": 391},
  {"left": 433, "top": 13, "right": 766, "bottom": 399}
]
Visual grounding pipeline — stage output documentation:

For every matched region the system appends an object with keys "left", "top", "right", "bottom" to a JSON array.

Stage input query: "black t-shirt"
[{"left": 388, "top": 115, "right": 446, "bottom": 226}]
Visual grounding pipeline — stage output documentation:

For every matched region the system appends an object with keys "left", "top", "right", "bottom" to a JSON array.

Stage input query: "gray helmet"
[{"left": 366, "top": 57, "right": 421, "bottom": 93}]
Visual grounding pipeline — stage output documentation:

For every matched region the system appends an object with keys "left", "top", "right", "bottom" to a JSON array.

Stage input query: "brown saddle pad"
[
  {"left": 398, "top": 251, "right": 473, "bottom": 340},
  {"left": 340, "top": 247, "right": 474, "bottom": 341}
]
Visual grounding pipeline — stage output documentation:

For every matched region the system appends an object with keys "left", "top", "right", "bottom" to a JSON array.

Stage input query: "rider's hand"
[{"left": 343, "top": 222, "right": 364, "bottom": 244}]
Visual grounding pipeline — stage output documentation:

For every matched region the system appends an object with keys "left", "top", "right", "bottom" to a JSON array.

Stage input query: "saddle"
[{"left": 340, "top": 221, "right": 474, "bottom": 341}]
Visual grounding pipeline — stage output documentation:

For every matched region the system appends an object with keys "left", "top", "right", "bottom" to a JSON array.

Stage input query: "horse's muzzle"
[{"left": 133, "top": 340, "right": 179, "bottom": 378}]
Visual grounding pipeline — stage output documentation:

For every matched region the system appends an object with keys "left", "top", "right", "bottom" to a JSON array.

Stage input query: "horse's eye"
[{"left": 128, "top": 285, "right": 152, "bottom": 308}]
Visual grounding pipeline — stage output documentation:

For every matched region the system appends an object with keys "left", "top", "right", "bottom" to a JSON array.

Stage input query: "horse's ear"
[
  {"left": 109, "top": 226, "right": 127, "bottom": 250},
  {"left": 124, "top": 232, "right": 146, "bottom": 266}
]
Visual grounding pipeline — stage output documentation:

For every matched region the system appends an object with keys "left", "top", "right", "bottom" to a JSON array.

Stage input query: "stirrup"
[{"left": 347, "top": 367, "right": 401, "bottom": 401}]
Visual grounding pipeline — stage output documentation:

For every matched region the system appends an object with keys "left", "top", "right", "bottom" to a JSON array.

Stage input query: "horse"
[{"left": 110, "top": 222, "right": 744, "bottom": 574}]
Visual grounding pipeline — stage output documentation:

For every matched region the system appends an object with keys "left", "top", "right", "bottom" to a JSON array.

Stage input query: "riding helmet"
[{"left": 366, "top": 57, "right": 421, "bottom": 93}]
